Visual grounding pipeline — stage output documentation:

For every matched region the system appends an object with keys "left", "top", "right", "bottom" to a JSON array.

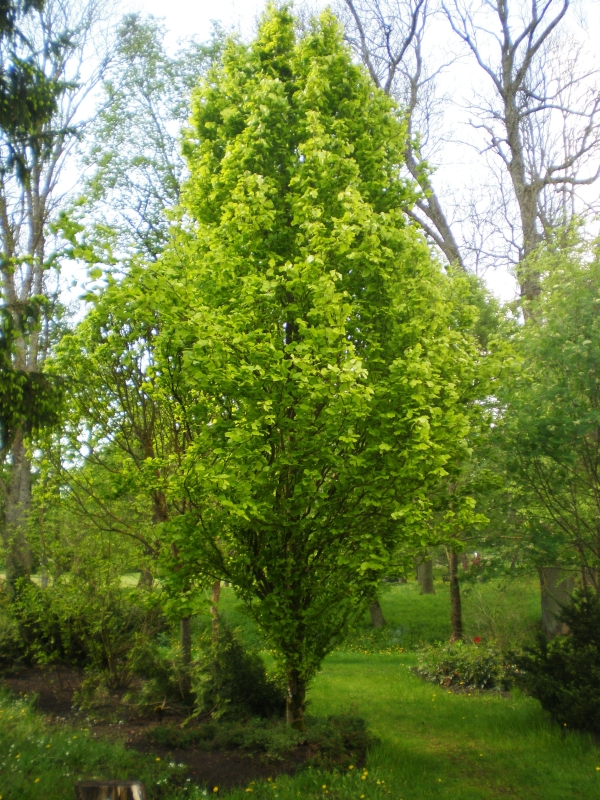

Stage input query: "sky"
[{"left": 135, "top": 0, "right": 320, "bottom": 45}]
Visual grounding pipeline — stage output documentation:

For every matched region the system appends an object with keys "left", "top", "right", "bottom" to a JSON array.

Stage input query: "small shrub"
[
  {"left": 517, "top": 587, "right": 600, "bottom": 733},
  {"left": 194, "top": 622, "right": 286, "bottom": 719},
  {"left": 304, "top": 714, "right": 372, "bottom": 769},
  {"left": 416, "top": 640, "right": 518, "bottom": 690},
  {"left": 0, "top": 609, "right": 26, "bottom": 674},
  {"left": 148, "top": 718, "right": 303, "bottom": 761},
  {"left": 13, "top": 577, "right": 166, "bottom": 688},
  {"left": 124, "top": 639, "right": 192, "bottom": 715}
]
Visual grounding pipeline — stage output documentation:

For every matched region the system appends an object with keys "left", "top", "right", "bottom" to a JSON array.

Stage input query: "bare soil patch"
[{"left": 0, "top": 667, "right": 317, "bottom": 791}]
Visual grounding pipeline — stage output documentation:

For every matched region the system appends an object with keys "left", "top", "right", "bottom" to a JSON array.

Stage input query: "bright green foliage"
[
  {"left": 497, "top": 238, "right": 600, "bottom": 575},
  {"left": 156, "top": 5, "right": 479, "bottom": 723},
  {"left": 49, "top": 266, "right": 192, "bottom": 586}
]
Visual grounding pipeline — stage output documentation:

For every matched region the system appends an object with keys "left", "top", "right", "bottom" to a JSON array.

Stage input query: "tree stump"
[
  {"left": 416, "top": 557, "right": 435, "bottom": 594},
  {"left": 539, "top": 567, "right": 574, "bottom": 639},
  {"left": 74, "top": 781, "right": 146, "bottom": 800},
  {"left": 369, "top": 599, "right": 386, "bottom": 627}
]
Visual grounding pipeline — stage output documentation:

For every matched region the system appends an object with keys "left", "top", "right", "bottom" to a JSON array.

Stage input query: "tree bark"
[
  {"left": 211, "top": 580, "right": 221, "bottom": 642},
  {"left": 369, "top": 599, "right": 386, "bottom": 628},
  {"left": 539, "top": 567, "right": 574, "bottom": 639},
  {"left": 417, "top": 557, "right": 435, "bottom": 594},
  {"left": 179, "top": 615, "right": 192, "bottom": 700},
  {"left": 447, "top": 547, "right": 464, "bottom": 642},
  {"left": 137, "top": 568, "right": 153, "bottom": 588},
  {"left": 286, "top": 668, "right": 306, "bottom": 730}
]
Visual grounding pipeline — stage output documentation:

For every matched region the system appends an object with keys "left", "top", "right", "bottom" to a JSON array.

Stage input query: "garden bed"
[{"left": 1, "top": 667, "right": 369, "bottom": 792}]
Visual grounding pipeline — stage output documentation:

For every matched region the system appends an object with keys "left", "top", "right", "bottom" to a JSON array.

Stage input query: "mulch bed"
[
  {"left": 1, "top": 667, "right": 310, "bottom": 791},
  {"left": 130, "top": 733, "right": 310, "bottom": 791}
]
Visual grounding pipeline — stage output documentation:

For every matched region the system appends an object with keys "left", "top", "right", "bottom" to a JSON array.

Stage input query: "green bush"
[
  {"left": 0, "top": 608, "right": 26, "bottom": 674},
  {"left": 194, "top": 622, "right": 286, "bottom": 719},
  {"left": 13, "top": 577, "right": 165, "bottom": 688},
  {"left": 415, "top": 639, "right": 519, "bottom": 690},
  {"left": 517, "top": 588, "right": 600, "bottom": 733},
  {"left": 123, "top": 637, "right": 193, "bottom": 715}
]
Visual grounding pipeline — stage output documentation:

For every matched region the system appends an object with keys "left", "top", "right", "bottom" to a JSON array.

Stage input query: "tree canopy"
[{"left": 152, "top": 4, "right": 480, "bottom": 726}]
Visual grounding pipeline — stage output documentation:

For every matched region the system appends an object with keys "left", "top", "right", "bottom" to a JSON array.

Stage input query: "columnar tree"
[{"left": 157, "top": 5, "right": 478, "bottom": 727}]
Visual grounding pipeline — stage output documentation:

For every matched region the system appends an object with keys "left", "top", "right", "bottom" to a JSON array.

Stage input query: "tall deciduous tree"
[
  {"left": 497, "top": 234, "right": 600, "bottom": 634},
  {"left": 339, "top": 0, "right": 600, "bottom": 294},
  {"left": 81, "top": 13, "right": 223, "bottom": 261},
  {"left": 340, "top": 0, "right": 466, "bottom": 270},
  {"left": 0, "top": 0, "right": 116, "bottom": 588},
  {"left": 443, "top": 0, "right": 600, "bottom": 301},
  {"left": 156, "top": 6, "right": 479, "bottom": 728}
]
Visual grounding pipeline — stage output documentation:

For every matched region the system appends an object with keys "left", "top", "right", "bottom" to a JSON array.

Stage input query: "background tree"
[
  {"left": 47, "top": 262, "right": 202, "bottom": 697},
  {"left": 156, "top": 5, "right": 479, "bottom": 728},
  {"left": 340, "top": 0, "right": 466, "bottom": 270},
  {"left": 443, "top": 0, "right": 600, "bottom": 300},
  {"left": 494, "top": 234, "right": 600, "bottom": 635},
  {"left": 339, "top": 0, "right": 600, "bottom": 290},
  {"left": 0, "top": 0, "right": 116, "bottom": 589},
  {"left": 80, "top": 13, "right": 223, "bottom": 262}
]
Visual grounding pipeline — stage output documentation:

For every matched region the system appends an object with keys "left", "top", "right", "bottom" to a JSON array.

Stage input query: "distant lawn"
[{"left": 203, "top": 577, "right": 542, "bottom": 653}]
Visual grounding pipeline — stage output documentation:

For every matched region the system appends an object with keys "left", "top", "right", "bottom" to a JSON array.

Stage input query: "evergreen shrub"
[
  {"left": 517, "top": 588, "right": 600, "bottom": 732},
  {"left": 194, "top": 621, "right": 285, "bottom": 719}
]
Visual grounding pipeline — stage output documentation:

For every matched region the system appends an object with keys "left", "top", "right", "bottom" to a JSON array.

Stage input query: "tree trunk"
[
  {"left": 369, "top": 599, "right": 386, "bottom": 628},
  {"left": 286, "top": 668, "right": 306, "bottom": 730},
  {"left": 447, "top": 547, "right": 464, "bottom": 642},
  {"left": 179, "top": 615, "right": 192, "bottom": 700},
  {"left": 417, "top": 557, "right": 435, "bottom": 594},
  {"left": 211, "top": 580, "right": 221, "bottom": 642},
  {"left": 137, "top": 569, "right": 153, "bottom": 588},
  {"left": 75, "top": 780, "right": 146, "bottom": 800},
  {"left": 3, "top": 429, "right": 33, "bottom": 593},
  {"left": 539, "top": 567, "right": 574, "bottom": 639}
]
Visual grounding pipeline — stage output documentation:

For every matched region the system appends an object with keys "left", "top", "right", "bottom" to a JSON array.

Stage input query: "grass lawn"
[
  {"left": 211, "top": 577, "right": 542, "bottom": 652},
  {"left": 1, "top": 578, "right": 598, "bottom": 799}
]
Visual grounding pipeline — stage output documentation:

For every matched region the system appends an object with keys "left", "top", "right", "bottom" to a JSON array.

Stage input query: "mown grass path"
[{"left": 305, "top": 652, "right": 600, "bottom": 800}]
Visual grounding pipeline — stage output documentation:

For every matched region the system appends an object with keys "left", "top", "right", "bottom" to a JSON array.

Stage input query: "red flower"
[{"left": 473, "top": 637, "right": 482, "bottom": 644}]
